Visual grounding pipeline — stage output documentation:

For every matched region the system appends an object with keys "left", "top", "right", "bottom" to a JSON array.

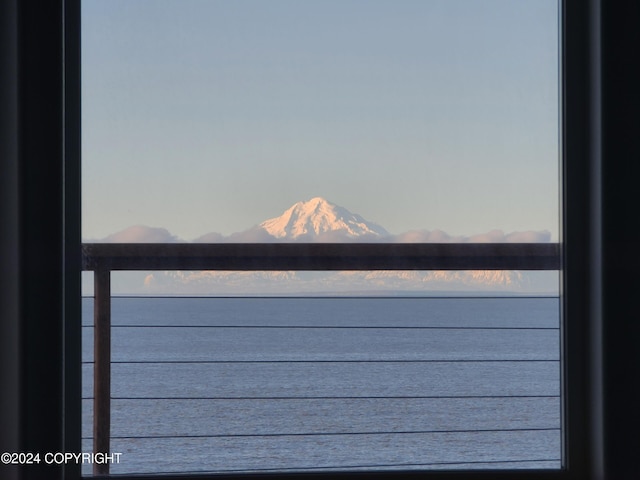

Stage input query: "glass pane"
[{"left": 81, "top": 0, "right": 561, "bottom": 476}]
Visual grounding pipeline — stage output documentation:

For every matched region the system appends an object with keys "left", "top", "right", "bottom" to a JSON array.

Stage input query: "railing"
[{"left": 82, "top": 243, "right": 560, "bottom": 476}]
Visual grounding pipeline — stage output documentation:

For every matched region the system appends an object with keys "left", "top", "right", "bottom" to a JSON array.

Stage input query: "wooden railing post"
[{"left": 93, "top": 268, "right": 111, "bottom": 475}]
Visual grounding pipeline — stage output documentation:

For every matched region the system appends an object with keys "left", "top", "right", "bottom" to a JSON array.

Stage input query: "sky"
[{"left": 82, "top": 0, "right": 560, "bottom": 242}]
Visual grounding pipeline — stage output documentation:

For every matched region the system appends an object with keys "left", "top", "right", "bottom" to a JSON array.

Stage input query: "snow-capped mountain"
[{"left": 257, "top": 197, "right": 388, "bottom": 241}]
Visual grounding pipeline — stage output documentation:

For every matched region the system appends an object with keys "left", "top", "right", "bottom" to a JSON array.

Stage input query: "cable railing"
[{"left": 82, "top": 243, "right": 561, "bottom": 476}]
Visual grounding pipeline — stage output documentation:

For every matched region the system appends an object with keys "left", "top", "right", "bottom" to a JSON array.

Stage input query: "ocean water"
[{"left": 81, "top": 297, "right": 562, "bottom": 475}]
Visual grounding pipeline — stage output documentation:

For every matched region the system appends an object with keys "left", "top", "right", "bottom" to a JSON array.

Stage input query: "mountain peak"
[
  {"left": 259, "top": 197, "right": 388, "bottom": 240},
  {"left": 305, "top": 196, "right": 329, "bottom": 205}
]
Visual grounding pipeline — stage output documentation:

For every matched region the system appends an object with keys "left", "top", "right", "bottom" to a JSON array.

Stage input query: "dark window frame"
[{"left": 6, "top": 0, "right": 639, "bottom": 479}]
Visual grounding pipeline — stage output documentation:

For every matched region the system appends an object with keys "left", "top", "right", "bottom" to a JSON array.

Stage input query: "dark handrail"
[
  {"left": 82, "top": 242, "right": 560, "bottom": 475},
  {"left": 82, "top": 243, "right": 560, "bottom": 271}
]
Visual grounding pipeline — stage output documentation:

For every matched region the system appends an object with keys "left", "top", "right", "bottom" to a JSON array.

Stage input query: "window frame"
[
  {"left": 74, "top": 1, "right": 599, "bottom": 478},
  {"left": 2, "top": 0, "right": 616, "bottom": 479}
]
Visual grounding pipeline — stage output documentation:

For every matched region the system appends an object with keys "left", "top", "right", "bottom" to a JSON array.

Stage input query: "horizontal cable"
[
  {"left": 82, "top": 359, "right": 559, "bottom": 364},
  {"left": 81, "top": 324, "right": 559, "bottom": 330},
  {"left": 83, "top": 426, "right": 560, "bottom": 441},
  {"left": 82, "top": 394, "right": 560, "bottom": 401},
  {"left": 143, "top": 458, "right": 562, "bottom": 475},
  {"left": 95, "top": 295, "right": 561, "bottom": 299}
]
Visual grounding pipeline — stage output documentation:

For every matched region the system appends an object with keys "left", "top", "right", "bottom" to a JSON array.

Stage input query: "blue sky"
[{"left": 82, "top": 0, "right": 559, "bottom": 241}]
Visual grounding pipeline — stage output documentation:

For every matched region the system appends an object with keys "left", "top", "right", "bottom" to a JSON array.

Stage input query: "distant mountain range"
[
  {"left": 87, "top": 197, "right": 556, "bottom": 295},
  {"left": 96, "top": 196, "right": 552, "bottom": 244},
  {"left": 141, "top": 269, "right": 541, "bottom": 296}
]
